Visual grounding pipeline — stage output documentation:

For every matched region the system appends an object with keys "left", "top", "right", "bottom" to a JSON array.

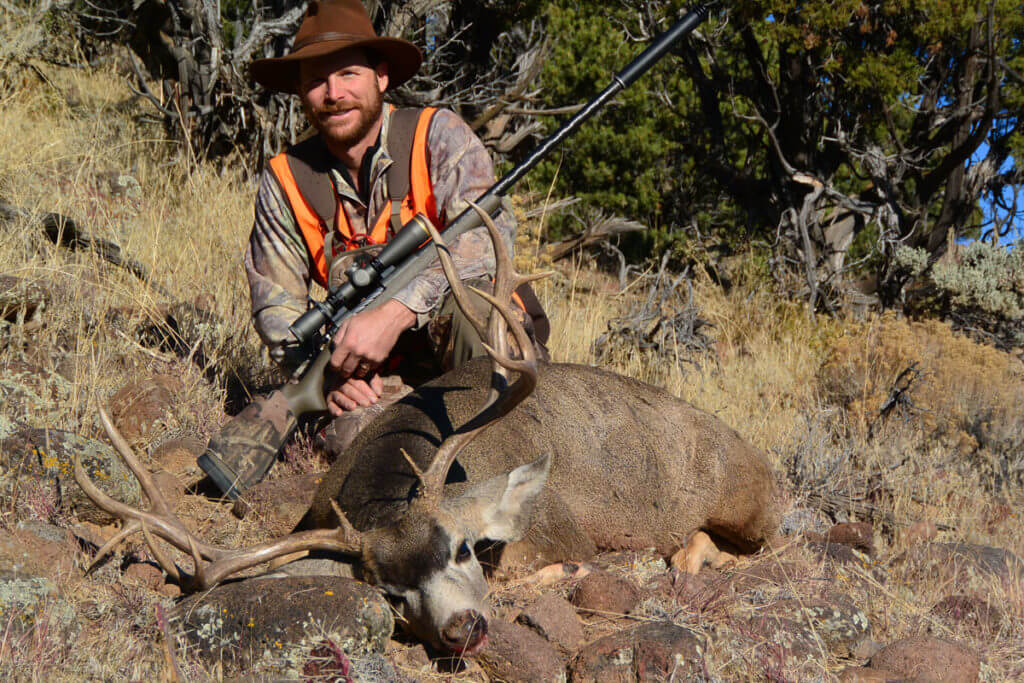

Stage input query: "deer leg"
[{"left": 670, "top": 531, "right": 737, "bottom": 574}]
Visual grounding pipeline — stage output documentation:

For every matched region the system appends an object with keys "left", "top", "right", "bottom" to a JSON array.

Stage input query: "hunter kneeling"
[{"left": 202, "top": 0, "right": 548, "bottom": 495}]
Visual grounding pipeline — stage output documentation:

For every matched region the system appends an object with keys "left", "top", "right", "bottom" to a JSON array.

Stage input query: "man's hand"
[
  {"left": 327, "top": 373, "right": 385, "bottom": 416},
  {"left": 326, "top": 299, "right": 416, "bottom": 414}
]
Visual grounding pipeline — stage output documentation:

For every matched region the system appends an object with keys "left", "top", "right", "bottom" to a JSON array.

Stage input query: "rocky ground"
[{"left": 0, "top": 342, "right": 1019, "bottom": 680}]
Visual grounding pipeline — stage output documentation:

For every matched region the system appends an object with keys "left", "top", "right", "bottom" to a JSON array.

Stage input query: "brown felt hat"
[{"left": 250, "top": 0, "right": 423, "bottom": 93}]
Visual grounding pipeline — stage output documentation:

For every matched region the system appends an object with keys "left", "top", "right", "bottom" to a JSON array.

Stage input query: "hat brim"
[{"left": 250, "top": 37, "right": 423, "bottom": 93}]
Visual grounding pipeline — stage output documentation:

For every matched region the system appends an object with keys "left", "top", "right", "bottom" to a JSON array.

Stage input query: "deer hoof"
[
  {"left": 524, "top": 562, "right": 591, "bottom": 586},
  {"left": 670, "top": 531, "right": 729, "bottom": 575}
]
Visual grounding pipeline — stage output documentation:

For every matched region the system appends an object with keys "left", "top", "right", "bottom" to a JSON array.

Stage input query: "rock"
[
  {"left": 0, "top": 423, "right": 142, "bottom": 525},
  {"left": 0, "top": 568, "right": 77, "bottom": 638},
  {"left": 476, "top": 620, "right": 566, "bottom": 682},
  {"left": 0, "top": 360, "right": 71, "bottom": 424},
  {"left": 896, "top": 542, "right": 1024, "bottom": 584},
  {"left": 517, "top": 593, "right": 584, "bottom": 653},
  {"left": 748, "top": 596, "right": 871, "bottom": 659},
  {"left": 903, "top": 521, "right": 939, "bottom": 546},
  {"left": 151, "top": 435, "right": 205, "bottom": 484},
  {"left": 388, "top": 643, "right": 432, "bottom": 676},
  {"left": 838, "top": 667, "right": 906, "bottom": 682},
  {"left": 232, "top": 472, "right": 325, "bottom": 530},
  {"left": 870, "top": 636, "right": 979, "bottom": 682},
  {"left": 825, "top": 522, "right": 874, "bottom": 555},
  {"left": 171, "top": 576, "right": 392, "bottom": 676},
  {"left": 571, "top": 621, "right": 704, "bottom": 682},
  {"left": 124, "top": 562, "right": 164, "bottom": 591},
  {"left": 805, "top": 539, "right": 867, "bottom": 566},
  {"left": 152, "top": 470, "right": 184, "bottom": 512},
  {"left": 571, "top": 570, "right": 640, "bottom": 616},
  {"left": 930, "top": 594, "right": 1001, "bottom": 632},
  {"left": 109, "top": 375, "right": 181, "bottom": 443},
  {"left": 159, "top": 583, "right": 182, "bottom": 598},
  {"left": 0, "top": 524, "right": 78, "bottom": 580},
  {"left": 780, "top": 506, "right": 831, "bottom": 536},
  {"left": 851, "top": 638, "right": 884, "bottom": 660},
  {"left": 0, "top": 275, "right": 49, "bottom": 322}
]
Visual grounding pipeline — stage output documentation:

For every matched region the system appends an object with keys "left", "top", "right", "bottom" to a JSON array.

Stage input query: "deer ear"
[{"left": 447, "top": 454, "right": 551, "bottom": 543}]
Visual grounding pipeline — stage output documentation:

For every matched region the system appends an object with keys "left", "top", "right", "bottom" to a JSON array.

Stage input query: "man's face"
[{"left": 298, "top": 48, "right": 389, "bottom": 151}]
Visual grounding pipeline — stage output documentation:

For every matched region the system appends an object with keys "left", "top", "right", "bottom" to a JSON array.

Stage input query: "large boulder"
[{"left": 171, "top": 576, "right": 393, "bottom": 677}]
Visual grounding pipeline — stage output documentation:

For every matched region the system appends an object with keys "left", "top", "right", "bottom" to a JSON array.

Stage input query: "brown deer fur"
[{"left": 303, "top": 359, "right": 781, "bottom": 567}]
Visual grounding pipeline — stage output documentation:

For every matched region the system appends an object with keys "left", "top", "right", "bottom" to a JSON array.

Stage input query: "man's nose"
[{"left": 324, "top": 73, "right": 346, "bottom": 102}]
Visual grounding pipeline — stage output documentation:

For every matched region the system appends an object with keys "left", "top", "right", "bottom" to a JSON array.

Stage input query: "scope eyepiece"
[{"left": 289, "top": 301, "right": 331, "bottom": 344}]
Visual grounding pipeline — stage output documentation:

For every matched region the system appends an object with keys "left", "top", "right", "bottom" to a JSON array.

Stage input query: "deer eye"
[{"left": 455, "top": 541, "right": 472, "bottom": 563}]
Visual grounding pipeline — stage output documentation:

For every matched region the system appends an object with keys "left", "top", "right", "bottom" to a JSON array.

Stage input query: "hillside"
[{"left": 1, "top": 26, "right": 1022, "bottom": 682}]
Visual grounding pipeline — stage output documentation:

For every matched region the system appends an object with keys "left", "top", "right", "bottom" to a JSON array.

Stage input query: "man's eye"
[{"left": 455, "top": 541, "right": 472, "bottom": 563}]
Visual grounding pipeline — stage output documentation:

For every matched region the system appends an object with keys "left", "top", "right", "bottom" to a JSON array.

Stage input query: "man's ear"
[
  {"left": 376, "top": 62, "right": 389, "bottom": 93},
  {"left": 444, "top": 454, "right": 551, "bottom": 543}
]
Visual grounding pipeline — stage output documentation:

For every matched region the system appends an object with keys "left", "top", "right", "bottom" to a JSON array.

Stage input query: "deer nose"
[{"left": 440, "top": 609, "right": 488, "bottom": 654}]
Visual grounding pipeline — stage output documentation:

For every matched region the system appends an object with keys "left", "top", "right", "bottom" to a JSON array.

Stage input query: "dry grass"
[{"left": 2, "top": 12, "right": 1023, "bottom": 680}]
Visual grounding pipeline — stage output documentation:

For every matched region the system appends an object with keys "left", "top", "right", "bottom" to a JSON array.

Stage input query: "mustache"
[{"left": 318, "top": 103, "right": 360, "bottom": 116}]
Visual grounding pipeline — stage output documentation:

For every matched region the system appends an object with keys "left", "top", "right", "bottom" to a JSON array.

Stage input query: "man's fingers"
[
  {"left": 369, "top": 373, "right": 384, "bottom": 396},
  {"left": 341, "top": 379, "right": 379, "bottom": 407},
  {"left": 327, "top": 390, "right": 358, "bottom": 416}
]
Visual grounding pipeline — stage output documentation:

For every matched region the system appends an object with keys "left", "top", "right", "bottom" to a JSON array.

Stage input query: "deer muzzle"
[{"left": 440, "top": 609, "right": 488, "bottom": 655}]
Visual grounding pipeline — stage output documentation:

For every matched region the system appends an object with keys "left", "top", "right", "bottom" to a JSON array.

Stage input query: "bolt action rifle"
[{"left": 199, "top": 2, "right": 715, "bottom": 499}]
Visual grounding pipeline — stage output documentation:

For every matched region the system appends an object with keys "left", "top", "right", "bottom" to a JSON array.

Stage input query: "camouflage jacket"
[{"left": 244, "top": 105, "right": 515, "bottom": 371}]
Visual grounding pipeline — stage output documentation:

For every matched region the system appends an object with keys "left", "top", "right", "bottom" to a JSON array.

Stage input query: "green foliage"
[
  {"left": 931, "top": 242, "right": 1024, "bottom": 320},
  {"left": 532, "top": 1, "right": 699, "bottom": 241},
  {"left": 902, "top": 240, "right": 1024, "bottom": 349},
  {"left": 528, "top": 0, "right": 1023, "bottom": 299}
]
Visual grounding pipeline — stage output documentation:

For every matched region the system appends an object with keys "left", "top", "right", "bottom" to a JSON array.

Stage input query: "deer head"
[{"left": 75, "top": 202, "right": 552, "bottom": 655}]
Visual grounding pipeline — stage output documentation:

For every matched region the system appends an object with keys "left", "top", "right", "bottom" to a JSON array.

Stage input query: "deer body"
[{"left": 308, "top": 360, "right": 779, "bottom": 562}]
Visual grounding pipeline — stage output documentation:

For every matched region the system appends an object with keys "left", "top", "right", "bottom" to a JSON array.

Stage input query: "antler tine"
[
  {"left": 98, "top": 407, "right": 175, "bottom": 517},
  {"left": 413, "top": 202, "right": 546, "bottom": 505},
  {"left": 186, "top": 528, "right": 365, "bottom": 589},
  {"left": 419, "top": 219, "right": 490, "bottom": 343},
  {"left": 76, "top": 409, "right": 367, "bottom": 591},
  {"left": 140, "top": 522, "right": 182, "bottom": 583},
  {"left": 86, "top": 520, "right": 141, "bottom": 574}
]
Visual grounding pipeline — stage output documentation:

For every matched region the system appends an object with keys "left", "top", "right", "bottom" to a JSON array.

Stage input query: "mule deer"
[{"left": 76, "top": 204, "right": 780, "bottom": 656}]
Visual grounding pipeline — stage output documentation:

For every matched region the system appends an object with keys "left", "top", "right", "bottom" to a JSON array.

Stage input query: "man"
[{"left": 245, "top": 0, "right": 547, "bottom": 422}]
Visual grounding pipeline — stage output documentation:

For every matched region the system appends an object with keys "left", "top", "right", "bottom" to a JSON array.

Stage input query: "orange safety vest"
[{"left": 268, "top": 107, "right": 439, "bottom": 288}]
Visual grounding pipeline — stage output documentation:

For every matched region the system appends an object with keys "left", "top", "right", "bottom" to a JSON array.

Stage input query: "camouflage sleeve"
[
  {"left": 243, "top": 169, "right": 311, "bottom": 371},
  {"left": 391, "top": 109, "right": 516, "bottom": 317}
]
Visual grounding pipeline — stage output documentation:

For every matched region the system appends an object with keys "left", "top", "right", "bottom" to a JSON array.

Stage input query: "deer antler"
[
  {"left": 414, "top": 201, "right": 550, "bottom": 507},
  {"left": 75, "top": 408, "right": 364, "bottom": 591}
]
